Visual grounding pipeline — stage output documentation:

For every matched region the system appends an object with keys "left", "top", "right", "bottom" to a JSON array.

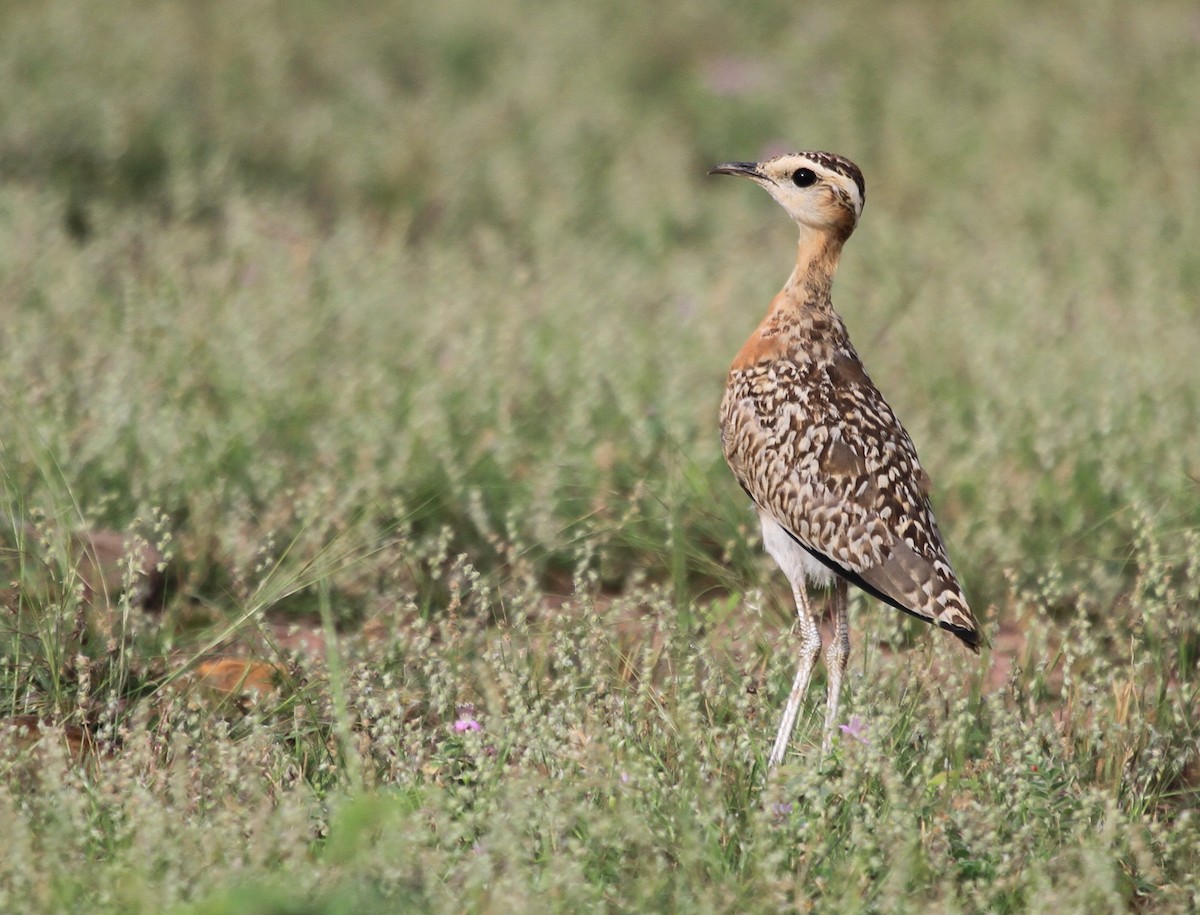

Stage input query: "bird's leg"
[
  {"left": 768, "top": 582, "right": 822, "bottom": 769},
  {"left": 821, "top": 578, "right": 851, "bottom": 756}
]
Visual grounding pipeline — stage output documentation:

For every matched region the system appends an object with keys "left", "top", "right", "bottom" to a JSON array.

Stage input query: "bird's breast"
[{"left": 720, "top": 359, "right": 828, "bottom": 496}]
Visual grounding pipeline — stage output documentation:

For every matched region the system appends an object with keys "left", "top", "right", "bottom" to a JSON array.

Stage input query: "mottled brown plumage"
[{"left": 710, "top": 151, "right": 980, "bottom": 768}]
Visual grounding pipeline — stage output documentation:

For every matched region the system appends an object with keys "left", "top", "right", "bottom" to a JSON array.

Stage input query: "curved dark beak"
[{"left": 708, "top": 161, "right": 762, "bottom": 179}]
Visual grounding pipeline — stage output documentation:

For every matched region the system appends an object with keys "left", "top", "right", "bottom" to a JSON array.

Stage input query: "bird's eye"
[{"left": 792, "top": 168, "right": 817, "bottom": 187}]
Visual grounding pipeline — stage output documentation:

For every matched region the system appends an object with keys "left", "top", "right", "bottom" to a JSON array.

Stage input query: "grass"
[{"left": 1, "top": 0, "right": 1199, "bottom": 910}]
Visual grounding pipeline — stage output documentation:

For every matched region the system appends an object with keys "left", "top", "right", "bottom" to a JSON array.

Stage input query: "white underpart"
[
  {"left": 759, "top": 511, "right": 849, "bottom": 768},
  {"left": 760, "top": 512, "right": 835, "bottom": 589}
]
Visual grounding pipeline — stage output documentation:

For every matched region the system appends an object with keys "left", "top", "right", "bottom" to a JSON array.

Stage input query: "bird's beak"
[{"left": 708, "top": 161, "right": 763, "bottom": 179}]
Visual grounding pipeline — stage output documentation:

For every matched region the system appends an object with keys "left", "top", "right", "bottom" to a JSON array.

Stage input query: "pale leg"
[
  {"left": 821, "top": 578, "right": 850, "bottom": 756},
  {"left": 768, "top": 582, "right": 822, "bottom": 769}
]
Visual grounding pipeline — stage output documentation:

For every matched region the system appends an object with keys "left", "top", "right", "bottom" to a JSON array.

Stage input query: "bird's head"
[{"left": 709, "top": 151, "right": 866, "bottom": 239}]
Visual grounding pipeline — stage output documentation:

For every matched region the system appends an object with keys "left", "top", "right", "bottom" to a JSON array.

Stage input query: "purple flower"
[
  {"left": 838, "top": 715, "right": 869, "bottom": 744},
  {"left": 770, "top": 801, "right": 794, "bottom": 816},
  {"left": 453, "top": 717, "right": 482, "bottom": 733}
]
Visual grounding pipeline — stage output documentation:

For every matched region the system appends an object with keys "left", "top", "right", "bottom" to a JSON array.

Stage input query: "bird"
[{"left": 708, "top": 151, "right": 981, "bottom": 769}]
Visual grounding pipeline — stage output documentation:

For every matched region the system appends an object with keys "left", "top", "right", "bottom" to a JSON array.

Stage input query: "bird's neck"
[
  {"left": 776, "top": 226, "right": 844, "bottom": 314},
  {"left": 730, "top": 227, "right": 849, "bottom": 370}
]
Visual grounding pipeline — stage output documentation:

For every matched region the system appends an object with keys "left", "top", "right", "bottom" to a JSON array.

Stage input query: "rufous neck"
[{"left": 778, "top": 225, "right": 844, "bottom": 310}]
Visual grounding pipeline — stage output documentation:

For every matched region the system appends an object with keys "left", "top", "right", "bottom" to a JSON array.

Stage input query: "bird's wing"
[{"left": 721, "top": 346, "right": 980, "bottom": 649}]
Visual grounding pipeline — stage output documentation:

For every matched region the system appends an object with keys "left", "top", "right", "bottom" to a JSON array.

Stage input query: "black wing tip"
[
  {"left": 786, "top": 530, "right": 987, "bottom": 653},
  {"left": 940, "top": 619, "right": 984, "bottom": 654}
]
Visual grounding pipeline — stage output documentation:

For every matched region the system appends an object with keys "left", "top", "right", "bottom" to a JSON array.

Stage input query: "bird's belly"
[{"left": 759, "top": 512, "right": 835, "bottom": 589}]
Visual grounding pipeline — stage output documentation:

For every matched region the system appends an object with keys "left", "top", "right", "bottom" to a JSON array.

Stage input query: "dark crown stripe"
[{"left": 801, "top": 150, "right": 866, "bottom": 203}]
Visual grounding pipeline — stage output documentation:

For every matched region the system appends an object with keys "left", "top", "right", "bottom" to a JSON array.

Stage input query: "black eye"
[{"left": 792, "top": 167, "right": 817, "bottom": 187}]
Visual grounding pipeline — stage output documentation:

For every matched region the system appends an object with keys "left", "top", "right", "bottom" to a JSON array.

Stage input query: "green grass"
[{"left": 2, "top": 0, "right": 1199, "bottom": 910}]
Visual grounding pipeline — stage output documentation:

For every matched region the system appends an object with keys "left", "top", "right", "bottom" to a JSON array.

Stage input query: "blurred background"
[
  {"left": 3, "top": 1, "right": 1200, "bottom": 910},
  {"left": 2, "top": 0, "right": 1199, "bottom": 649}
]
